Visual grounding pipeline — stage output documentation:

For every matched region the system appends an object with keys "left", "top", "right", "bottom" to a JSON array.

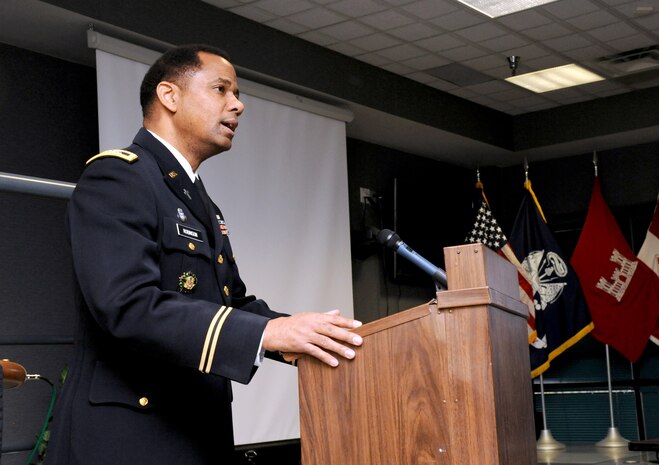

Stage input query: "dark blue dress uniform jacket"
[{"left": 45, "top": 128, "right": 286, "bottom": 465}]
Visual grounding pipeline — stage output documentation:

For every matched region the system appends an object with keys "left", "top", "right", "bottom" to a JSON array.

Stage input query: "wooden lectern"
[{"left": 298, "top": 243, "right": 537, "bottom": 465}]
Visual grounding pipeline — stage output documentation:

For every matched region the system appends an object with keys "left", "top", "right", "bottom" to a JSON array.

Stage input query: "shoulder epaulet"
[{"left": 85, "top": 149, "right": 139, "bottom": 166}]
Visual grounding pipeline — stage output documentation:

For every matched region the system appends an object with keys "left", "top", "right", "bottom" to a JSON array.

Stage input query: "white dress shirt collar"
[{"left": 147, "top": 129, "right": 197, "bottom": 183}]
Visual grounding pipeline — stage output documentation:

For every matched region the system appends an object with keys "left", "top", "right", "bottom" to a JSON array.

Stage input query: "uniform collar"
[{"left": 146, "top": 129, "right": 198, "bottom": 183}]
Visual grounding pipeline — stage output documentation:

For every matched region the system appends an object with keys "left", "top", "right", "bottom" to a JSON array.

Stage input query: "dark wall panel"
[
  {"left": 0, "top": 193, "right": 74, "bottom": 340},
  {"left": 0, "top": 42, "right": 98, "bottom": 182}
]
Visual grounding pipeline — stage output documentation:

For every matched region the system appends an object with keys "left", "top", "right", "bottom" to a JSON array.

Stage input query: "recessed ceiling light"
[
  {"left": 456, "top": 0, "right": 559, "bottom": 18},
  {"left": 505, "top": 64, "right": 605, "bottom": 93}
]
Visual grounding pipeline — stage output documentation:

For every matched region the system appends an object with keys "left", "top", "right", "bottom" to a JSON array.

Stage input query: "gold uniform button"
[
  {"left": 139, "top": 397, "right": 149, "bottom": 407},
  {"left": 188, "top": 242, "right": 196, "bottom": 251},
  {"left": 224, "top": 286, "right": 230, "bottom": 296},
  {"left": 218, "top": 254, "right": 224, "bottom": 264}
]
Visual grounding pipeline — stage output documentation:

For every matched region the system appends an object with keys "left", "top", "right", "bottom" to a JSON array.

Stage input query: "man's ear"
[{"left": 155, "top": 81, "right": 179, "bottom": 113}]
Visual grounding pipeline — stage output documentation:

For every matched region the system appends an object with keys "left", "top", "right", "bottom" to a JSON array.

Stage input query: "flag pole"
[
  {"left": 536, "top": 374, "right": 566, "bottom": 450},
  {"left": 591, "top": 151, "right": 627, "bottom": 447},
  {"left": 526, "top": 158, "right": 564, "bottom": 451},
  {"left": 596, "top": 344, "right": 629, "bottom": 447}
]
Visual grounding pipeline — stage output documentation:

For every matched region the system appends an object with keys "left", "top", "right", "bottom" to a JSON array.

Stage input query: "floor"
[{"left": 537, "top": 443, "right": 658, "bottom": 465}]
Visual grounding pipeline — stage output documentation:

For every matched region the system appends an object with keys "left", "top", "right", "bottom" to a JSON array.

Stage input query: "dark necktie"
[{"left": 194, "top": 176, "right": 214, "bottom": 219}]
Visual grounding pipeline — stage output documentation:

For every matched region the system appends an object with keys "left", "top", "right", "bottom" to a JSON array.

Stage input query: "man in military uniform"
[{"left": 45, "top": 44, "right": 363, "bottom": 465}]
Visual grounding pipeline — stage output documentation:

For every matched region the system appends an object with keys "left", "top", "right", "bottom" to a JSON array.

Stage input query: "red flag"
[
  {"left": 571, "top": 178, "right": 659, "bottom": 362},
  {"left": 637, "top": 193, "right": 659, "bottom": 344}
]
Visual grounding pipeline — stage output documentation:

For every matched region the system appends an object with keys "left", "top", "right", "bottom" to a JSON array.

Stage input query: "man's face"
[{"left": 173, "top": 51, "right": 245, "bottom": 159}]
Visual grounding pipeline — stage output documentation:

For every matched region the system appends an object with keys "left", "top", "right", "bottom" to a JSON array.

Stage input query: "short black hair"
[{"left": 140, "top": 44, "right": 230, "bottom": 117}]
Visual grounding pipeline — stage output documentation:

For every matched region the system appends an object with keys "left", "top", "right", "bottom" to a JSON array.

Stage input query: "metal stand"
[
  {"left": 596, "top": 344, "right": 629, "bottom": 448},
  {"left": 537, "top": 374, "right": 566, "bottom": 450}
]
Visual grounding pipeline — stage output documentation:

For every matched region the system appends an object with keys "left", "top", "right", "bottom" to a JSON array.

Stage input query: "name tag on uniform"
[{"left": 176, "top": 224, "right": 204, "bottom": 242}]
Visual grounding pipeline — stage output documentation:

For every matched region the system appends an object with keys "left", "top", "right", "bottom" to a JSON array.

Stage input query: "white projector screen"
[{"left": 93, "top": 37, "right": 354, "bottom": 445}]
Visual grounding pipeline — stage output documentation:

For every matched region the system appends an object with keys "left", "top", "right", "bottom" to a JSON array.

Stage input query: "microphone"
[{"left": 376, "top": 228, "right": 447, "bottom": 289}]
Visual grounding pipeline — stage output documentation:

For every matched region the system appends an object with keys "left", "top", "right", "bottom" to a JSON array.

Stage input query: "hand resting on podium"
[{"left": 263, "top": 309, "right": 363, "bottom": 367}]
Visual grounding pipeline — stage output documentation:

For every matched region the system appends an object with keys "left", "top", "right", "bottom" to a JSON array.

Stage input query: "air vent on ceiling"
[{"left": 596, "top": 45, "right": 659, "bottom": 76}]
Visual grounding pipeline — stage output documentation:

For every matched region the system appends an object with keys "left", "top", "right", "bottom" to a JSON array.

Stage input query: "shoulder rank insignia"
[{"left": 85, "top": 149, "right": 139, "bottom": 166}]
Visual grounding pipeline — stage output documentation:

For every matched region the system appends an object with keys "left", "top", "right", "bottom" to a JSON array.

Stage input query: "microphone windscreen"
[{"left": 376, "top": 229, "right": 400, "bottom": 249}]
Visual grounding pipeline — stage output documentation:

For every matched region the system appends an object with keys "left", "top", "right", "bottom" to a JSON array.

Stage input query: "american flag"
[{"left": 465, "top": 198, "right": 507, "bottom": 250}]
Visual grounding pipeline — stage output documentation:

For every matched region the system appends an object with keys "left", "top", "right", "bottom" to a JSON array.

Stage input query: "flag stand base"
[
  {"left": 537, "top": 429, "right": 566, "bottom": 450},
  {"left": 596, "top": 427, "right": 628, "bottom": 448}
]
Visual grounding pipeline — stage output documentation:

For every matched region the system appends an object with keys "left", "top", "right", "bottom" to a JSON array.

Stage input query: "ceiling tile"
[
  {"left": 592, "top": 86, "right": 633, "bottom": 97},
  {"left": 507, "top": 93, "right": 553, "bottom": 107},
  {"left": 480, "top": 33, "right": 531, "bottom": 53},
  {"left": 326, "top": 41, "right": 368, "bottom": 56},
  {"left": 381, "top": 0, "right": 418, "bottom": 5},
  {"left": 401, "top": 0, "right": 458, "bottom": 20},
  {"left": 496, "top": 10, "right": 554, "bottom": 31},
  {"left": 567, "top": 10, "right": 621, "bottom": 30},
  {"left": 502, "top": 43, "right": 551, "bottom": 62},
  {"left": 405, "top": 71, "right": 438, "bottom": 84},
  {"left": 377, "top": 43, "right": 427, "bottom": 60},
  {"left": 359, "top": 9, "right": 416, "bottom": 29},
  {"left": 326, "top": 0, "right": 389, "bottom": 18},
  {"left": 415, "top": 33, "right": 467, "bottom": 52},
  {"left": 426, "top": 79, "right": 460, "bottom": 91},
  {"left": 604, "top": 33, "right": 658, "bottom": 51},
  {"left": 562, "top": 44, "right": 611, "bottom": 62},
  {"left": 553, "top": 93, "right": 594, "bottom": 105},
  {"left": 543, "top": 33, "right": 596, "bottom": 51},
  {"left": 226, "top": 5, "right": 278, "bottom": 22},
  {"left": 464, "top": 54, "right": 509, "bottom": 71},
  {"left": 582, "top": 79, "right": 626, "bottom": 93},
  {"left": 250, "top": 0, "right": 313, "bottom": 15},
  {"left": 288, "top": 7, "right": 345, "bottom": 28},
  {"left": 402, "top": 53, "right": 450, "bottom": 70},
  {"left": 598, "top": 0, "right": 638, "bottom": 6},
  {"left": 350, "top": 32, "right": 402, "bottom": 51},
  {"left": 487, "top": 87, "right": 533, "bottom": 102},
  {"left": 428, "top": 10, "right": 484, "bottom": 31},
  {"left": 265, "top": 17, "right": 310, "bottom": 34},
  {"left": 587, "top": 21, "right": 640, "bottom": 41},
  {"left": 541, "top": 0, "right": 600, "bottom": 20},
  {"left": 354, "top": 52, "right": 392, "bottom": 66},
  {"left": 522, "top": 22, "right": 574, "bottom": 40},
  {"left": 633, "top": 12, "right": 659, "bottom": 31},
  {"left": 464, "top": 79, "right": 512, "bottom": 94},
  {"left": 522, "top": 54, "right": 570, "bottom": 70},
  {"left": 439, "top": 44, "right": 489, "bottom": 61},
  {"left": 454, "top": 22, "right": 509, "bottom": 41},
  {"left": 297, "top": 29, "right": 340, "bottom": 46},
  {"left": 381, "top": 61, "right": 416, "bottom": 74},
  {"left": 317, "top": 20, "right": 376, "bottom": 40},
  {"left": 388, "top": 22, "right": 440, "bottom": 41}
]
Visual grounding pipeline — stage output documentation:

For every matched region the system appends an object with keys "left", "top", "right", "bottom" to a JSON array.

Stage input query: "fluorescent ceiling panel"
[
  {"left": 505, "top": 64, "right": 605, "bottom": 93},
  {"left": 456, "top": 0, "right": 559, "bottom": 18}
]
